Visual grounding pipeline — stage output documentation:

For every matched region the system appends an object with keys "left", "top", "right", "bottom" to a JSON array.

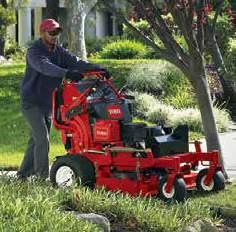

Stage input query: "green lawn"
[
  {"left": 0, "top": 63, "right": 235, "bottom": 232},
  {"left": 0, "top": 63, "right": 65, "bottom": 169},
  {"left": 0, "top": 177, "right": 101, "bottom": 232},
  {"left": 0, "top": 175, "right": 235, "bottom": 232}
]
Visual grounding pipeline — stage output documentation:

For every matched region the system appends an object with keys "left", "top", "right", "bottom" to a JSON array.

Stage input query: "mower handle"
[{"left": 80, "top": 70, "right": 110, "bottom": 79}]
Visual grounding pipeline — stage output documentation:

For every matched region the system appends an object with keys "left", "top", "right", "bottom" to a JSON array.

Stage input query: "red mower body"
[{"left": 50, "top": 72, "right": 225, "bottom": 201}]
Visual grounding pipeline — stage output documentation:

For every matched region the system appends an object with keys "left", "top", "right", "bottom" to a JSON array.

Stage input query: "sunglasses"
[{"left": 47, "top": 30, "right": 61, "bottom": 36}]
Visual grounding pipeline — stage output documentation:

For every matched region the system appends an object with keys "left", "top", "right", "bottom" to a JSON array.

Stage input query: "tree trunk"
[
  {"left": 67, "top": 11, "right": 87, "bottom": 60},
  {"left": 45, "top": 0, "right": 60, "bottom": 20},
  {"left": 0, "top": 37, "right": 5, "bottom": 56},
  {"left": 207, "top": 32, "right": 236, "bottom": 121},
  {"left": 66, "top": 0, "right": 98, "bottom": 61},
  {"left": 189, "top": 57, "right": 228, "bottom": 178},
  {"left": 0, "top": 0, "right": 7, "bottom": 56}
]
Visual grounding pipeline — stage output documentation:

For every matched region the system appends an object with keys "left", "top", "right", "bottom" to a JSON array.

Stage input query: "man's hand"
[
  {"left": 65, "top": 70, "right": 83, "bottom": 81},
  {"left": 90, "top": 64, "right": 111, "bottom": 79},
  {"left": 98, "top": 68, "right": 111, "bottom": 79}
]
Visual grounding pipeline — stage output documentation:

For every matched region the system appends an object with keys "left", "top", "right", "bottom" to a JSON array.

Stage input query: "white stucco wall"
[{"left": 14, "top": 0, "right": 46, "bottom": 8}]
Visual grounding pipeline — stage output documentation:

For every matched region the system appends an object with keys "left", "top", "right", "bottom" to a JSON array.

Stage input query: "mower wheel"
[
  {"left": 50, "top": 155, "right": 96, "bottom": 188},
  {"left": 158, "top": 177, "right": 187, "bottom": 202},
  {"left": 196, "top": 169, "right": 225, "bottom": 192}
]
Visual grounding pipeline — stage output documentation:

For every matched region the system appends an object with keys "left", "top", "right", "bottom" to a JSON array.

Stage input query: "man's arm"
[
  {"left": 62, "top": 49, "right": 101, "bottom": 72},
  {"left": 27, "top": 48, "right": 67, "bottom": 77}
]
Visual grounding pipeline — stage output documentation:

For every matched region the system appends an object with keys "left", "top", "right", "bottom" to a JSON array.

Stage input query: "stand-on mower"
[{"left": 50, "top": 71, "right": 225, "bottom": 202}]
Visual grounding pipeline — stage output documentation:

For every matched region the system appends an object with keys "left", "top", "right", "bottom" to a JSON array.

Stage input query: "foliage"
[
  {"left": 122, "top": 18, "right": 165, "bottom": 58},
  {"left": 86, "top": 35, "right": 121, "bottom": 57},
  {"left": 0, "top": 177, "right": 236, "bottom": 232},
  {"left": 224, "top": 38, "right": 236, "bottom": 81},
  {"left": 0, "top": 177, "right": 101, "bottom": 231},
  {"left": 98, "top": 40, "right": 147, "bottom": 59},
  {"left": 125, "top": 61, "right": 169, "bottom": 96},
  {"left": 0, "top": 5, "right": 15, "bottom": 36},
  {"left": 133, "top": 92, "right": 230, "bottom": 133},
  {"left": 211, "top": 13, "right": 234, "bottom": 56},
  {"left": 5, "top": 39, "right": 26, "bottom": 61},
  {"left": 123, "top": 19, "right": 151, "bottom": 41},
  {"left": 125, "top": 60, "right": 196, "bottom": 108},
  {"left": 71, "top": 185, "right": 236, "bottom": 232}
]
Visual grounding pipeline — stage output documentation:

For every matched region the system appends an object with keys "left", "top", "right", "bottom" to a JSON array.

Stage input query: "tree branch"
[
  {"left": 212, "top": 1, "right": 224, "bottom": 33},
  {"left": 138, "top": 0, "right": 190, "bottom": 68}
]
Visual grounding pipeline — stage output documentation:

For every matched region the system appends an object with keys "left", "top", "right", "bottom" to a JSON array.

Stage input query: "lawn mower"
[{"left": 50, "top": 71, "right": 225, "bottom": 202}]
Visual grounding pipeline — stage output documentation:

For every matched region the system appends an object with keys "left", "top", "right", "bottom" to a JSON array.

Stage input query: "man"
[{"left": 17, "top": 18, "right": 109, "bottom": 180}]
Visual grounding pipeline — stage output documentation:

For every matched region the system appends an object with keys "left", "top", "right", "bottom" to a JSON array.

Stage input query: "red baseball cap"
[{"left": 40, "top": 18, "right": 62, "bottom": 32}]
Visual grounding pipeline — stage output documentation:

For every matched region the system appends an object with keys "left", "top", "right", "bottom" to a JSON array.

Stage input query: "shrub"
[
  {"left": 86, "top": 35, "right": 121, "bottom": 56},
  {"left": 224, "top": 38, "right": 236, "bottom": 81},
  {"left": 125, "top": 60, "right": 196, "bottom": 108},
  {"left": 123, "top": 19, "right": 150, "bottom": 41},
  {"left": 134, "top": 92, "right": 230, "bottom": 133},
  {"left": 122, "top": 19, "right": 161, "bottom": 58},
  {"left": 98, "top": 40, "right": 147, "bottom": 59},
  {"left": 126, "top": 61, "right": 168, "bottom": 96},
  {"left": 5, "top": 39, "right": 26, "bottom": 61},
  {"left": 89, "top": 59, "right": 140, "bottom": 88},
  {"left": 214, "top": 13, "right": 234, "bottom": 55},
  {"left": 161, "top": 70, "right": 197, "bottom": 108}
]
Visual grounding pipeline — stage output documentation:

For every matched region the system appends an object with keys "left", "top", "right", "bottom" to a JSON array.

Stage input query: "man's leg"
[
  {"left": 17, "top": 135, "right": 35, "bottom": 177},
  {"left": 18, "top": 106, "right": 49, "bottom": 179}
]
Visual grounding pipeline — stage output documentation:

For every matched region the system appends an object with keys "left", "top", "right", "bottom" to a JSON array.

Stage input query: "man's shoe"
[{"left": 16, "top": 174, "right": 28, "bottom": 182}]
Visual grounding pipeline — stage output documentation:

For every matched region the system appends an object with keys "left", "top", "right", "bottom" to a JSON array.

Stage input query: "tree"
[
  {"left": 0, "top": 0, "right": 15, "bottom": 56},
  {"left": 44, "top": 0, "right": 60, "bottom": 20},
  {"left": 205, "top": 1, "right": 236, "bottom": 121},
  {"left": 66, "top": 0, "right": 98, "bottom": 60},
  {"left": 102, "top": 0, "right": 228, "bottom": 178}
]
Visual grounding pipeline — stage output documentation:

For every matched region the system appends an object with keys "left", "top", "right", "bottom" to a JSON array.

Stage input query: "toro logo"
[
  {"left": 95, "top": 128, "right": 109, "bottom": 139},
  {"left": 107, "top": 105, "right": 123, "bottom": 118}
]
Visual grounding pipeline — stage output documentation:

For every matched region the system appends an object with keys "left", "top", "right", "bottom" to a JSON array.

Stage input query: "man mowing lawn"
[{"left": 18, "top": 18, "right": 109, "bottom": 180}]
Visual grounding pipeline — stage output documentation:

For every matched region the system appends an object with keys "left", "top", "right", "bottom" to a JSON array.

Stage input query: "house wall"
[{"left": 10, "top": 0, "right": 120, "bottom": 48}]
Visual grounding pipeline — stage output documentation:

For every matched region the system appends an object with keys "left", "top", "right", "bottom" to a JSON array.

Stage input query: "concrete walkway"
[{"left": 194, "top": 131, "right": 236, "bottom": 179}]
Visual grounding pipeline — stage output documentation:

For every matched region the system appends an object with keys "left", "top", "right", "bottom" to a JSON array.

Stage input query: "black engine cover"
[
  {"left": 151, "top": 125, "right": 189, "bottom": 157},
  {"left": 120, "top": 122, "right": 147, "bottom": 145}
]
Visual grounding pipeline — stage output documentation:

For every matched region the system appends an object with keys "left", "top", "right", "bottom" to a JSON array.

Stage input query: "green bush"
[
  {"left": 214, "top": 13, "right": 234, "bottom": 55},
  {"left": 86, "top": 35, "right": 121, "bottom": 56},
  {"left": 89, "top": 59, "right": 139, "bottom": 88},
  {"left": 0, "top": 5, "right": 15, "bottom": 39},
  {"left": 125, "top": 60, "right": 196, "bottom": 108},
  {"left": 224, "top": 38, "right": 236, "bottom": 80},
  {"left": 122, "top": 19, "right": 161, "bottom": 58},
  {"left": 98, "top": 40, "right": 147, "bottom": 59},
  {"left": 5, "top": 39, "right": 26, "bottom": 61},
  {"left": 125, "top": 61, "right": 168, "bottom": 96},
  {"left": 123, "top": 19, "right": 150, "bottom": 41}
]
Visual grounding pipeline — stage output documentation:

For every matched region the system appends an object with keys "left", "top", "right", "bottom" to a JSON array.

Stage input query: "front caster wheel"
[
  {"left": 158, "top": 177, "right": 187, "bottom": 202},
  {"left": 196, "top": 169, "right": 225, "bottom": 192},
  {"left": 50, "top": 155, "right": 95, "bottom": 188}
]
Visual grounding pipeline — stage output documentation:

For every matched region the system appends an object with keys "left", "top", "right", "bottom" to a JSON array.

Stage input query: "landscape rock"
[
  {"left": 216, "top": 207, "right": 236, "bottom": 218},
  {"left": 75, "top": 213, "right": 110, "bottom": 232},
  {"left": 182, "top": 219, "right": 219, "bottom": 232}
]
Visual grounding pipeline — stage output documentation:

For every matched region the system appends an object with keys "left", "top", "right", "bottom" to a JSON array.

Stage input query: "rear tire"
[
  {"left": 50, "top": 155, "right": 96, "bottom": 188},
  {"left": 158, "top": 177, "right": 187, "bottom": 202},
  {"left": 196, "top": 169, "right": 225, "bottom": 192}
]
